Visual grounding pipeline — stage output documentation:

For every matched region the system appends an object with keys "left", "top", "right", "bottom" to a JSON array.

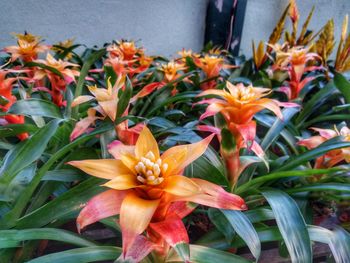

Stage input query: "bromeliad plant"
[
  {"left": 0, "top": 1, "right": 350, "bottom": 262},
  {"left": 69, "top": 126, "right": 246, "bottom": 262}
]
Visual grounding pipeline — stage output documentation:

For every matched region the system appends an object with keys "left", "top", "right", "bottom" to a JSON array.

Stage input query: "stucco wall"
[
  {"left": 0, "top": 0, "right": 208, "bottom": 57},
  {"left": 1, "top": 0, "right": 349, "bottom": 58},
  {"left": 240, "top": 0, "right": 350, "bottom": 56}
]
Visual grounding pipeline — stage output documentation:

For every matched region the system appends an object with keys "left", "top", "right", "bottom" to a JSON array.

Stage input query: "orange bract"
[
  {"left": 68, "top": 126, "right": 246, "bottom": 261},
  {"left": 4, "top": 33, "right": 50, "bottom": 62},
  {"left": 199, "top": 81, "right": 296, "bottom": 184},
  {"left": 298, "top": 126, "right": 350, "bottom": 168},
  {"left": 199, "top": 82, "right": 282, "bottom": 124}
]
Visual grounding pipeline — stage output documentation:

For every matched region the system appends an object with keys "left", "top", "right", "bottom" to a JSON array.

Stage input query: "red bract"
[
  {"left": 33, "top": 54, "right": 79, "bottom": 106},
  {"left": 0, "top": 70, "right": 28, "bottom": 140}
]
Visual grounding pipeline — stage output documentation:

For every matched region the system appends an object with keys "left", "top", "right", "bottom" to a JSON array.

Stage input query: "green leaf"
[
  {"left": 295, "top": 81, "right": 335, "bottom": 125},
  {"left": 274, "top": 137, "right": 350, "bottom": 172},
  {"left": 0, "top": 124, "right": 112, "bottom": 229},
  {"left": 302, "top": 114, "right": 350, "bottom": 128},
  {"left": 208, "top": 208, "right": 235, "bottom": 243},
  {"left": 8, "top": 99, "right": 63, "bottom": 119},
  {"left": 0, "top": 124, "right": 38, "bottom": 137},
  {"left": 72, "top": 48, "right": 106, "bottom": 118},
  {"left": 0, "top": 119, "right": 60, "bottom": 183},
  {"left": 166, "top": 244, "right": 252, "bottom": 263},
  {"left": 145, "top": 91, "right": 198, "bottom": 117},
  {"left": 236, "top": 168, "right": 342, "bottom": 195},
  {"left": 286, "top": 183, "right": 350, "bottom": 194},
  {"left": 0, "top": 228, "right": 95, "bottom": 248},
  {"left": 334, "top": 72, "right": 350, "bottom": 104},
  {"left": 221, "top": 128, "right": 236, "bottom": 152},
  {"left": 221, "top": 210, "right": 261, "bottom": 260},
  {"left": 262, "top": 190, "right": 312, "bottom": 263},
  {"left": 15, "top": 178, "right": 103, "bottom": 229},
  {"left": 173, "top": 242, "right": 190, "bottom": 263},
  {"left": 26, "top": 246, "right": 121, "bottom": 263},
  {"left": 25, "top": 62, "right": 64, "bottom": 78},
  {"left": 308, "top": 225, "right": 350, "bottom": 263},
  {"left": 116, "top": 76, "right": 132, "bottom": 119},
  {"left": 42, "top": 169, "right": 85, "bottom": 182},
  {"left": 104, "top": 65, "right": 117, "bottom": 86},
  {"left": 0, "top": 95, "right": 9, "bottom": 106},
  {"left": 185, "top": 146, "right": 229, "bottom": 187},
  {"left": 260, "top": 107, "right": 299, "bottom": 150},
  {"left": 244, "top": 208, "right": 275, "bottom": 223}
]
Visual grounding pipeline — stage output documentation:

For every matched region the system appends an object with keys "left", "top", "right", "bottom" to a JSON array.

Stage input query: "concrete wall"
[
  {"left": 1, "top": 0, "right": 349, "bottom": 58},
  {"left": 0, "top": 0, "right": 208, "bottom": 57},
  {"left": 240, "top": 0, "right": 350, "bottom": 56}
]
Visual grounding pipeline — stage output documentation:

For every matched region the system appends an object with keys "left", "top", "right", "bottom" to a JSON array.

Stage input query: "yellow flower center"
[
  {"left": 231, "top": 86, "right": 256, "bottom": 102},
  {"left": 134, "top": 151, "right": 168, "bottom": 185}
]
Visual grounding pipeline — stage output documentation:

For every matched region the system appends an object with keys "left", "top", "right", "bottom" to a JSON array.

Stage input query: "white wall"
[
  {"left": 240, "top": 0, "right": 350, "bottom": 56},
  {"left": 0, "top": 0, "right": 208, "bottom": 57}
]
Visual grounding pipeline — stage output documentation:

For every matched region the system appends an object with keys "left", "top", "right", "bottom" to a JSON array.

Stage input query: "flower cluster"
[{"left": 1, "top": 3, "right": 350, "bottom": 260}]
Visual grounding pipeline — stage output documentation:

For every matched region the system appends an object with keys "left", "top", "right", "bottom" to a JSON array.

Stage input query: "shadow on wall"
[{"left": 0, "top": 0, "right": 208, "bottom": 57}]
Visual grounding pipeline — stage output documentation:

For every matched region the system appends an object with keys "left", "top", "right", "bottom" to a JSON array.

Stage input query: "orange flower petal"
[
  {"left": 176, "top": 178, "right": 247, "bottom": 210},
  {"left": 311, "top": 127, "right": 337, "bottom": 139},
  {"left": 102, "top": 174, "right": 139, "bottom": 190},
  {"left": 108, "top": 140, "right": 135, "bottom": 159},
  {"left": 149, "top": 216, "right": 189, "bottom": 261},
  {"left": 161, "top": 134, "right": 214, "bottom": 176},
  {"left": 76, "top": 189, "right": 128, "bottom": 232},
  {"left": 199, "top": 89, "right": 227, "bottom": 98},
  {"left": 135, "top": 126, "right": 160, "bottom": 160},
  {"left": 120, "top": 192, "right": 160, "bottom": 256},
  {"left": 163, "top": 175, "right": 202, "bottom": 196},
  {"left": 297, "top": 136, "right": 326, "bottom": 149},
  {"left": 70, "top": 116, "right": 96, "bottom": 141},
  {"left": 68, "top": 159, "right": 131, "bottom": 179},
  {"left": 167, "top": 201, "right": 197, "bottom": 219},
  {"left": 249, "top": 98, "right": 283, "bottom": 119},
  {"left": 71, "top": 95, "right": 94, "bottom": 107},
  {"left": 130, "top": 82, "right": 163, "bottom": 103},
  {"left": 118, "top": 235, "right": 157, "bottom": 262},
  {"left": 120, "top": 153, "right": 138, "bottom": 173},
  {"left": 99, "top": 100, "right": 117, "bottom": 121}
]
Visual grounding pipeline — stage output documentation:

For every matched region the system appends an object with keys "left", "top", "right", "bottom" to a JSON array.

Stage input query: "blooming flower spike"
[{"left": 68, "top": 126, "right": 247, "bottom": 261}]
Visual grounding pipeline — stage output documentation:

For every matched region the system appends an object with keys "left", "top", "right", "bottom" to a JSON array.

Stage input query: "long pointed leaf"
[
  {"left": 262, "top": 190, "right": 312, "bottom": 263},
  {"left": 8, "top": 99, "right": 63, "bottom": 119},
  {"left": 0, "top": 228, "right": 96, "bottom": 248},
  {"left": 27, "top": 246, "right": 121, "bottom": 263},
  {"left": 0, "top": 119, "right": 61, "bottom": 183},
  {"left": 221, "top": 210, "right": 261, "bottom": 260}
]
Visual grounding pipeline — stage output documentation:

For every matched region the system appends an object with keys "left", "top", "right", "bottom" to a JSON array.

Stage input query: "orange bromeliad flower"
[
  {"left": 131, "top": 61, "right": 187, "bottom": 101},
  {"left": 105, "top": 41, "right": 153, "bottom": 77},
  {"left": 4, "top": 33, "right": 50, "bottom": 62},
  {"left": 194, "top": 55, "right": 235, "bottom": 90},
  {"left": 51, "top": 38, "right": 75, "bottom": 59},
  {"left": 177, "top": 49, "right": 200, "bottom": 63},
  {"left": 68, "top": 126, "right": 246, "bottom": 262},
  {"left": 298, "top": 126, "right": 350, "bottom": 169},
  {"left": 271, "top": 44, "right": 321, "bottom": 100},
  {"left": 107, "top": 41, "right": 139, "bottom": 60},
  {"left": 33, "top": 53, "right": 79, "bottom": 106},
  {"left": 70, "top": 76, "right": 143, "bottom": 144},
  {"left": 199, "top": 81, "right": 297, "bottom": 184}
]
